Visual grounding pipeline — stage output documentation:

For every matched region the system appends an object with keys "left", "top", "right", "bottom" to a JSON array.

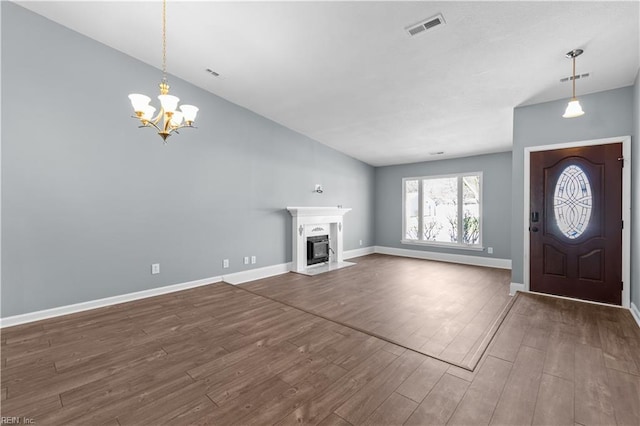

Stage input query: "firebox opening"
[{"left": 307, "top": 235, "right": 329, "bottom": 266}]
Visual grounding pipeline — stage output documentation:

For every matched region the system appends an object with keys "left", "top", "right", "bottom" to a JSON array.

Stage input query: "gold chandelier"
[{"left": 128, "top": 0, "right": 198, "bottom": 142}]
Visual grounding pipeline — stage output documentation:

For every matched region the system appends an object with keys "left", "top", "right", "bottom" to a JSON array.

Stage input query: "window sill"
[{"left": 401, "top": 239, "right": 485, "bottom": 252}]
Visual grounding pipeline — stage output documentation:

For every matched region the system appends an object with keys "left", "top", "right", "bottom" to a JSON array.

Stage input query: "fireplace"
[
  {"left": 307, "top": 235, "right": 329, "bottom": 265},
  {"left": 287, "top": 206, "right": 355, "bottom": 276}
]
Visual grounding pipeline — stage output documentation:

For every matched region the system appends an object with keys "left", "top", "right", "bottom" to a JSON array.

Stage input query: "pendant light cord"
[{"left": 572, "top": 56, "right": 576, "bottom": 99}]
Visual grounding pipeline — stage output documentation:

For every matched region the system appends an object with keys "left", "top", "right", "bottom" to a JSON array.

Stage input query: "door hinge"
[
  {"left": 621, "top": 281, "right": 624, "bottom": 291},
  {"left": 618, "top": 156, "right": 624, "bottom": 167},
  {"left": 622, "top": 220, "right": 624, "bottom": 229}
]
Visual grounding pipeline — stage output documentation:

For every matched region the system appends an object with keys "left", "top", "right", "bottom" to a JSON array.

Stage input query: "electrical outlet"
[
  {"left": 359, "top": 240, "right": 363, "bottom": 246},
  {"left": 243, "top": 256, "right": 249, "bottom": 265},
  {"left": 151, "top": 263, "right": 160, "bottom": 275},
  {"left": 223, "top": 259, "right": 229, "bottom": 268},
  {"left": 487, "top": 247, "right": 493, "bottom": 254},
  {"left": 251, "top": 256, "right": 257, "bottom": 264}
]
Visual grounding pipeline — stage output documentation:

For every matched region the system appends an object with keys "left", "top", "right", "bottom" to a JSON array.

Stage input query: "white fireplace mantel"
[
  {"left": 287, "top": 206, "right": 354, "bottom": 275},
  {"left": 287, "top": 207, "right": 352, "bottom": 218}
]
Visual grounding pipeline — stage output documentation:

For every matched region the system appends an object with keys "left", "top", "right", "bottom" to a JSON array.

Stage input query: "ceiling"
[{"left": 16, "top": 1, "right": 640, "bottom": 166}]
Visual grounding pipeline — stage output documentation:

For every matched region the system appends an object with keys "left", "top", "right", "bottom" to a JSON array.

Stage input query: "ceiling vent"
[
  {"left": 406, "top": 14, "right": 446, "bottom": 37},
  {"left": 560, "top": 73, "right": 589, "bottom": 83}
]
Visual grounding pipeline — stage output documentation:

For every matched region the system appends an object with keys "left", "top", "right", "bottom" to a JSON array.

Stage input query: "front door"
[{"left": 530, "top": 143, "right": 623, "bottom": 305}]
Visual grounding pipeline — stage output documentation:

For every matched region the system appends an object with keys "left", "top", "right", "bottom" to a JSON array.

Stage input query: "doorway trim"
[{"left": 523, "top": 135, "right": 631, "bottom": 308}]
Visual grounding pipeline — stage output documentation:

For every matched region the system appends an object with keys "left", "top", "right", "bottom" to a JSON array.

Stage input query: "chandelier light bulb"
[
  {"left": 128, "top": 94, "right": 151, "bottom": 115},
  {"left": 142, "top": 105, "right": 157, "bottom": 121},
  {"left": 180, "top": 105, "right": 199, "bottom": 124},
  {"left": 158, "top": 94, "right": 180, "bottom": 114},
  {"left": 170, "top": 111, "right": 184, "bottom": 127}
]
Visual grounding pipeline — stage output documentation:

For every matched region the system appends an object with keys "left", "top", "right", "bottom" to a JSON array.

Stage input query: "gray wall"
[
  {"left": 632, "top": 70, "right": 640, "bottom": 310},
  {"left": 374, "top": 152, "right": 512, "bottom": 260},
  {"left": 1, "top": 2, "right": 375, "bottom": 317},
  {"left": 511, "top": 86, "right": 635, "bottom": 285}
]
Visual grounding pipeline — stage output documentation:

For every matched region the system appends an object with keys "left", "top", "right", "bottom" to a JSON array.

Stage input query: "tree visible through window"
[{"left": 403, "top": 173, "right": 482, "bottom": 247}]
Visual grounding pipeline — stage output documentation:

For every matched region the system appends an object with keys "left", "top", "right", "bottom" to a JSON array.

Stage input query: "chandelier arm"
[
  {"left": 163, "top": 116, "right": 173, "bottom": 134},
  {"left": 130, "top": 115, "right": 161, "bottom": 132},
  {"left": 168, "top": 124, "right": 197, "bottom": 135},
  {"left": 150, "top": 109, "right": 164, "bottom": 126},
  {"left": 143, "top": 120, "right": 162, "bottom": 133}
]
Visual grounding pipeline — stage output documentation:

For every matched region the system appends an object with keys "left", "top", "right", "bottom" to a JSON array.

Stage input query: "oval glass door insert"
[{"left": 553, "top": 164, "right": 592, "bottom": 239}]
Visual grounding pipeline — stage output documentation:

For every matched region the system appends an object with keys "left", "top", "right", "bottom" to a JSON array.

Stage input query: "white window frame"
[{"left": 401, "top": 172, "right": 483, "bottom": 250}]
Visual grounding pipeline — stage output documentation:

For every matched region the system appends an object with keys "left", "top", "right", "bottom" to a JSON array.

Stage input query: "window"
[{"left": 403, "top": 173, "right": 482, "bottom": 248}]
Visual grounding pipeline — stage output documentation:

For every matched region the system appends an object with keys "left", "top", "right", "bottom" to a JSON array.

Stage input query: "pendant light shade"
[
  {"left": 562, "top": 49, "right": 585, "bottom": 119},
  {"left": 563, "top": 99, "right": 585, "bottom": 118}
]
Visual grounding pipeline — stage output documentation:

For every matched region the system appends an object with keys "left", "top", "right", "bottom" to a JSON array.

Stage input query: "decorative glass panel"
[{"left": 554, "top": 165, "right": 592, "bottom": 239}]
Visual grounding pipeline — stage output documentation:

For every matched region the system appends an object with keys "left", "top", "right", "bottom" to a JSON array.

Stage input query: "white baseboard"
[
  {"left": 374, "top": 245, "right": 512, "bottom": 270},
  {"left": 631, "top": 302, "right": 640, "bottom": 329},
  {"left": 510, "top": 282, "right": 526, "bottom": 296},
  {"left": 224, "top": 262, "right": 292, "bottom": 285},
  {"left": 0, "top": 276, "right": 222, "bottom": 328},
  {"left": 0, "top": 245, "right": 511, "bottom": 328},
  {"left": 344, "top": 246, "right": 375, "bottom": 259}
]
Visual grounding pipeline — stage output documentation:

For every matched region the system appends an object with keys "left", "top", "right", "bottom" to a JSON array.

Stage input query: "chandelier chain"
[{"left": 162, "top": 0, "right": 167, "bottom": 79}]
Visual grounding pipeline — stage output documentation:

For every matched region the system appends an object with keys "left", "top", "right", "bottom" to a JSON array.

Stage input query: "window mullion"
[
  {"left": 457, "top": 176, "right": 463, "bottom": 243},
  {"left": 418, "top": 179, "right": 424, "bottom": 240}
]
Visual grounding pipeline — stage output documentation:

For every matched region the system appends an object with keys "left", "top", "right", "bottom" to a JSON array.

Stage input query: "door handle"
[{"left": 531, "top": 226, "right": 539, "bottom": 232}]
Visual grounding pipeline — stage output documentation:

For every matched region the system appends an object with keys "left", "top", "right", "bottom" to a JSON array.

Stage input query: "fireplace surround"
[{"left": 287, "top": 206, "right": 355, "bottom": 275}]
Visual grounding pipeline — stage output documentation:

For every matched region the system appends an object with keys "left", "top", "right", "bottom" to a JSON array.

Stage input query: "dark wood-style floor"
[
  {"left": 1, "top": 258, "right": 639, "bottom": 425},
  {"left": 243, "top": 254, "right": 512, "bottom": 369}
]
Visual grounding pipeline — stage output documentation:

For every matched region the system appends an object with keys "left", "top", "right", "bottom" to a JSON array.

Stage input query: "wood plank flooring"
[
  {"left": 242, "top": 254, "right": 512, "bottom": 369},
  {"left": 1, "top": 258, "right": 639, "bottom": 425}
]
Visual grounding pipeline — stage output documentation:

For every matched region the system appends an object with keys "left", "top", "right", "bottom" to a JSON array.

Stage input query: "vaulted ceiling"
[{"left": 16, "top": 1, "right": 640, "bottom": 166}]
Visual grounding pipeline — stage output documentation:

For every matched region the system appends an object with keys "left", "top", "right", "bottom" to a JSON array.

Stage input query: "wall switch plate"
[
  {"left": 151, "top": 263, "right": 160, "bottom": 275},
  {"left": 223, "top": 259, "right": 229, "bottom": 268},
  {"left": 487, "top": 247, "right": 493, "bottom": 254},
  {"left": 251, "top": 256, "right": 256, "bottom": 264},
  {"left": 243, "top": 256, "right": 249, "bottom": 265},
  {"left": 359, "top": 240, "right": 363, "bottom": 246}
]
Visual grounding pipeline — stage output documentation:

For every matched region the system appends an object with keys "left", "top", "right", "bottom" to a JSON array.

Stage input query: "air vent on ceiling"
[
  {"left": 406, "top": 14, "right": 446, "bottom": 37},
  {"left": 206, "top": 68, "right": 220, "bottom": 77},
  {"left": 429, "top": 151, "right": 445, "bottom": 156},
  {"left": 560, "top": 73, "right": 589, "bottom": 83}
]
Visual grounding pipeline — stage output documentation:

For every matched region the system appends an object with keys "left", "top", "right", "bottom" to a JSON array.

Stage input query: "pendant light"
[
  {"left": 562, "top": 49, "right": 585, "bottom": 119},
  {"left": 128, "top": 0, "right": 198, "bottom": 142}
]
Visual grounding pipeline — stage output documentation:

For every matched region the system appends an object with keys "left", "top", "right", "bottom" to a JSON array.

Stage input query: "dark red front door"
[{"left": 530, "top": 143, "right": 623, "bottom": 305}]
